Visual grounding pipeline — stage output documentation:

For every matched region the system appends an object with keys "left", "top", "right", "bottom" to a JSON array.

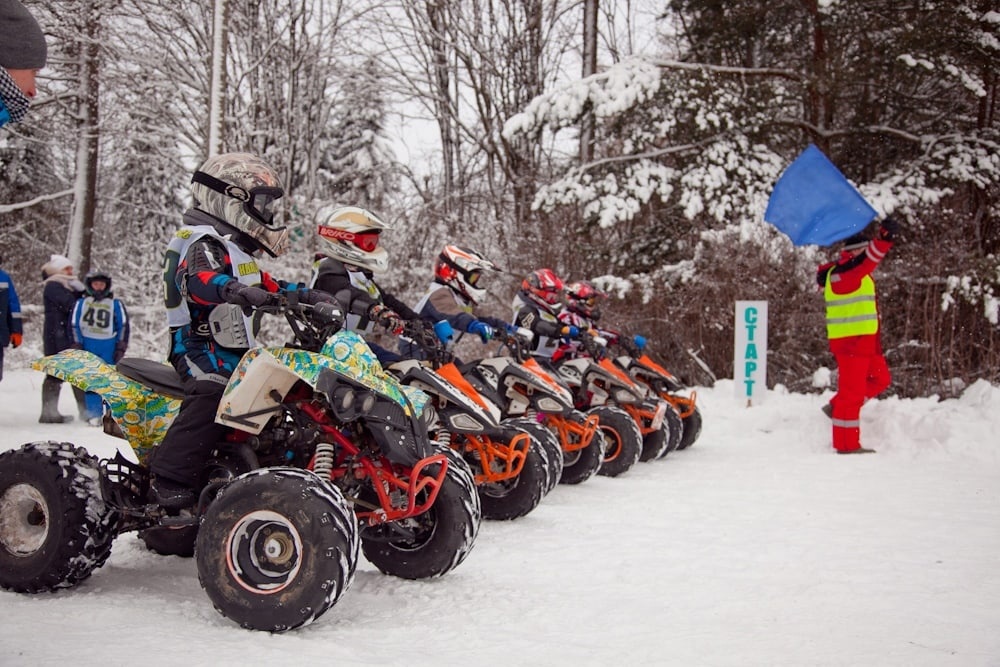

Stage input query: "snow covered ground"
[{"left": 1, "top": 368, "right": 998, "bottom": 666}]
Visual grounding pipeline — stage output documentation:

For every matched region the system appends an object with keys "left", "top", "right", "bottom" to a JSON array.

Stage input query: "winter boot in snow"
[
  {"left": 72, "top": 385, "right": 89, "bottom": 421},
  {"left": 38, "top": 375, "right": 72, "bottom": 423}
]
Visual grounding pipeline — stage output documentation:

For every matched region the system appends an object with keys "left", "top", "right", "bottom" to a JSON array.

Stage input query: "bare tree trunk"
[
  {"left": 68, "top": 4, "right": 102, "bottom": 276},
  {"left": 580, "top": 0, "right": 598, "bottom": 163},
  {"left": 802, "top": 0, "right": 830, "bottom": 151},
  {"left": 207, "top": 0, "right": 229, "bottom": 157}
]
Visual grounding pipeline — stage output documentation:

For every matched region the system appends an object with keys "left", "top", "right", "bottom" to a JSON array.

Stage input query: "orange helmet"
[{"left": 434, "top": 245, "right": 498, "bottom": 304}]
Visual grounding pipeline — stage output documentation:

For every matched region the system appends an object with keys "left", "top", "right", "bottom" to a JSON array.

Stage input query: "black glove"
[
  {"left": 878, "top": 217, "right": 899, "bottom": 241},
  {"left": 368, "top": 303, "right": 404, "bottom": 335},
  {"left": 220, "top": 281, "right": 282, "bottom": 309},
  {"left": 311, "top": 301, "right": 344, "bottom": 327},
  {"left": 301, "top": 288, "right": 339, "bottom": 306}
]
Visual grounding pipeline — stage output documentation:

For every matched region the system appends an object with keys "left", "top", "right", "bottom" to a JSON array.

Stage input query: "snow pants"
[
  {"left": 148, "top": 376, "right": 229, "bottom": 487},
  {"left": 831, "top": 352, "right": 891, "bottom": 452}
]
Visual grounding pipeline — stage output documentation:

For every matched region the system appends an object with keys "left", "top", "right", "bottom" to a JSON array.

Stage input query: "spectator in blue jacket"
[
  {"left": 0, "top": 254, "right": 23, "bottom": 382},
  {"left": 72, "top": 271, "right": 129, "bottom": 425}
]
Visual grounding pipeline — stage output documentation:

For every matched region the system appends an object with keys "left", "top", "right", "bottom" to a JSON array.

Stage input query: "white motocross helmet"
[
  {"left": 316, "top": 206, "right": 391, "bottom": 273},
  {"left": 435, "top": 245, "right": 498, "bottom": 304},
  {"left": 190, "top": 152, "right": 289, "bottom": 257}
]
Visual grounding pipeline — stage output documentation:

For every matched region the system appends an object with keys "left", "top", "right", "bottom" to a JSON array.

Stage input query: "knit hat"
[
  {"left": 841, "top": 233, "right": 868, "bottom": 252},
  {"left": 42, "top": 253, "right": 72, "bottom": 277},
  {"left": 0, "top": 0, "right": 47, "bottom": 70}
]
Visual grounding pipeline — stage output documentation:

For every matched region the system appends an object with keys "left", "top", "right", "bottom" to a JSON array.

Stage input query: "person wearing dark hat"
[
  {"left": 0, "top": 0, "right": 47, "bottom": 128},
  {"left": 815, "top": 217, "right": 899, "bottom": 454}
]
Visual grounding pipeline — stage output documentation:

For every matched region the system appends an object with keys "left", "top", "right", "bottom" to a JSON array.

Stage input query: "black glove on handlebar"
[
  {"left": 220, "top": 281, "right": 283, "bottom": 309},
  {"left": 312, "top": 302, "right": 344, "bottom": 327}
]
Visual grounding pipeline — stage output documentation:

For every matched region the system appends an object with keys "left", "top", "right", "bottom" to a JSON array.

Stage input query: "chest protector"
[
  {"left": 824, "top": 271, "right": 879, "bottom": 339},
  {"left": 164, "top": 225, "right": 262, "bottom": 346},
  {"left": 512, "top": 293, "right": 562, "bottom": 358},
  {"left": 346, "top": 268, "right": 383, "bottom": 334}
]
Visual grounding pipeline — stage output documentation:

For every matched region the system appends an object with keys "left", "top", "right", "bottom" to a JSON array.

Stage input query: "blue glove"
[
  {"left": 434, "top": 320, "right": 456, "bottom": 344},
  {"left": 560, "top": 325, "right": 579, "bottom": 340},
  {"left": 467, "top": 321, "right": 494, "bottom": 343},
  {"left": 633, "top": 334, "right": 647, "bottom": 351}
]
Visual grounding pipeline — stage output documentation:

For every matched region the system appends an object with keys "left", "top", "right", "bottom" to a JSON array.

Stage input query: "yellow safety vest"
[{"left": 824, "top": 270, "right": 879, "bottom": 339}]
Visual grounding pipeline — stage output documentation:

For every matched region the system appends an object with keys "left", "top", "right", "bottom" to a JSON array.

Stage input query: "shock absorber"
[
  {"left": 434, "top": 429, "right": 456, "bottom": 450},
  {"left": 313, "top": 442, "right": 336, "bottom": 481}
]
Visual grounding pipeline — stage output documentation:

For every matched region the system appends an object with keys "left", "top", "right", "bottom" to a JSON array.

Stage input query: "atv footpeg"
[{"left": 100, "top": 452, "right": 150, "bottom": 514}]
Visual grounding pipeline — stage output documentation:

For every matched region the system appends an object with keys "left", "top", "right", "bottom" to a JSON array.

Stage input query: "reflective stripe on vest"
[{"left": 824, "top": 271, "right": 878, "bottom": 339}]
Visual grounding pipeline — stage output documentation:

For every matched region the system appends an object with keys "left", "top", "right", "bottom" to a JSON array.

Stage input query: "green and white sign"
[{"left": 734, "top": 301, "right": 767, "bottom": 404}]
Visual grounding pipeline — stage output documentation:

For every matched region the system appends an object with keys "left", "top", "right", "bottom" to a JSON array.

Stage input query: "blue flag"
[{"left": 764, "top": 144, "right": 877, "bottom": 246}]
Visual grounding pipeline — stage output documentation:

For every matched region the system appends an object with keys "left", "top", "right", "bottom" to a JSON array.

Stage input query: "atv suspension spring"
[
  {"left": 313, "top": 442, "right": 336, "bottom": 481},
  {"left": 436, "top": 431, "right": 456, "bottom": 449}
]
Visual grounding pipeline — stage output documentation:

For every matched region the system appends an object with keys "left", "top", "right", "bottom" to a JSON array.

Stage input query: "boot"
[
  {"left": 72, "top": 385, "right": 89, "bottom": 421},
  {"left": 39, "top": 375, "right": 72, "bottom": 423}
]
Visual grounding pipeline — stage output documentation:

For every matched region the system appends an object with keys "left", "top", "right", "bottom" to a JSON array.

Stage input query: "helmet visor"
[
  {"left": 350, "top": 230, "right": 381, "bottom": 252},
  {"left": 248, "top": 188, "right": 284, "bottom": 229}
]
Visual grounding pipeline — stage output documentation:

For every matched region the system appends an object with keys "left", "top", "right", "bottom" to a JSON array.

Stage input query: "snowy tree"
[
  {"left": 318, "top": 57, "right": 398, "bottom": 211},
  {"left": 503, "top": 0, "right": 1000, "bottom": 392}
]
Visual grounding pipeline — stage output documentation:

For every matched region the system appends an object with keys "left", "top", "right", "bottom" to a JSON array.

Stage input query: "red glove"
[{"left": 10, "top": 333, "right": 22, "bottom": 348}]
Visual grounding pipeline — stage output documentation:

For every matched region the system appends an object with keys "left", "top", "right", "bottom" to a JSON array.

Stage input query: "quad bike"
[
  {"left": 459, "top": 329, "right": 605, "bottom": 487},
  {"left": 0, "top": 299, "right": 480, "bottom": 632},
  {"left": 549, "top": 332, "right": 678, "bottom": 474},
  {"left": 606, "top": 333, "right": 702, "bottom": 451},
  {"left": 387, "top": 321, "right": 549, "bottom": 520}
]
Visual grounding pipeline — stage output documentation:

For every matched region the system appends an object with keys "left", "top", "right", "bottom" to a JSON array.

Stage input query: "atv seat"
[{"left": 116, "top": 358, "right": 186, "bottom": 398}]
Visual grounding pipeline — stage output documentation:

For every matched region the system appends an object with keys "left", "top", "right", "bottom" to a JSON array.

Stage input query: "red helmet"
[
  {"left": 565, "top": 280, "right": 607, "bottom": 319},
  {"left": 522, "top": 268, "right": 565, "bottom": 307}
]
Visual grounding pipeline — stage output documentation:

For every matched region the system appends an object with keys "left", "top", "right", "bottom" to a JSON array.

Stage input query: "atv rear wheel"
[
  {"left": 196, "top": 467, "right": 359, "bottom": 632},
  {"left": 590, "top": 406, "right": 642, "bottom": 478},
  {"left": 504, "top": 417, "right": 564, "bottom": 493},
  {"left": 0, "top": 442, "right": 118, "bottom": 593},
  {"left": 140, "top": 525, "right": 198, "bottom": 558},
  {"left": 361, "top": 447, "right": 481, "bottom": 579},
  {"left": 677, "top": 405, "right": 703, "bottom": 450}
]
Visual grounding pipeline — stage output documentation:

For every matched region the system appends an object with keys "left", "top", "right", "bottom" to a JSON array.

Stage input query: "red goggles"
[{"left": 318, "top": 226, "right": 381, "bottom": 252}]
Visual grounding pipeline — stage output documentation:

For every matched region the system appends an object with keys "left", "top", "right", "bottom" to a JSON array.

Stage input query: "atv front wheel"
[
  {"left": 361, "top": 447, "right": 481, "bottom": 579},
  {"left": 640, "top": 424, "right": 669, "bottom": 461},
  {"left": 590, "top": 405, "right": 642, "bottom": 478},
  {"left": 477, "top": 435, "right": 547, "bottom": 521},
  {"left": 677, "top": 405, "right": 703, "bottom": 450},
  {"left": 196, "top": 467, "right": 359, "bottom": 632},
  {"left": 658, "top": 402, "right": 685, "bottom": 457},
  {"left": 559, "top": 428, "right": 605, "bottom": 485},
  {"left": 0, "top": 442, "right": 118, "bottom": 593},
  {"left": 504, "top": 417, "right": 564, "bottom": 493}
]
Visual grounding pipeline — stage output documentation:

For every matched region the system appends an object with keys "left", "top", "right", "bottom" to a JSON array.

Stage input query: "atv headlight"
[
  {"left": 614, "top": 388, "right": 640, "bottom": 404},
  {"left": 330, "top": 385, "right": 357, "bottom": 420},
  {"left": 357, "top": 391, "right": 377, "bottom": 415},
  {"left": 536, "top": 396, "right": 565, "bottom": 413},
  {"left": 447, "top": 412, "right": 486, "bottom": 432}
]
